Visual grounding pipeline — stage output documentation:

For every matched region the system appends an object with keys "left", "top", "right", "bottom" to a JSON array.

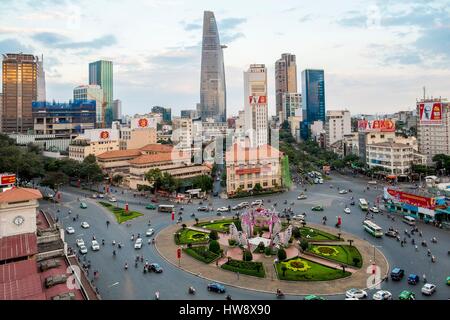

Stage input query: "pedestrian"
[
  {"left": 236, "top": 271, "right": 240, "bottom": 280},
  {"left": 216, "top": 260, "right": 219, "bottom": 267},
  {"left": 423, "top": 274, "right": 427, "bottom": 283}
]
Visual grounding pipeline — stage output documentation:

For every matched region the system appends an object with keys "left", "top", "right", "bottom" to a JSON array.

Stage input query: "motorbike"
[
  {"left": 124, "top": 263, "right": 128, "bottom": 270},
  {"left": 225, "top": 294, "right": 232, "bottom": 300},
  {"left": 191, "top": 213, "right": 195, "bottom": 217},
  {"left": 276, "top": 290, "right": 285, "bottom": 298},
  {"left": 188, "top": 287, "right": 196, "bottom": 294},
  {"left": 155, "top": 291, "right": 160, "bottom": 300}
]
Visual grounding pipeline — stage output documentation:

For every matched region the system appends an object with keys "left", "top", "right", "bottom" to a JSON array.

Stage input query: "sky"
[{"left": 1, "top": 0, "right": 450, "bottom": 117}]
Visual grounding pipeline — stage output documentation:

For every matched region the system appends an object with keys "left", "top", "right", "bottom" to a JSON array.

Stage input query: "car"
[
  {"left": 238, "top": 202, "right": 249, "bottom": 208},
  {"left": 80, "top": 202, "right": 88, "bottom": 209},
  {"left": 398, "top": 290, "right": 415, "bottom": 300},
  {"left": 372, "top": 290, "right": 392, "bottom": 300},
  {"left": 311, "top": 205, "right": 324, "bottom": 211},
  {"left": 198, "top": 206, "right": 209, "bottom": 212},
  {"left": 217, "top": 207, "right": 230, "bottom": 212},
  {"left": 251, "top": 200, "right": 263, "bottom": 206},
  {"left": 345, "top": 288, "right": 367, "bottom": 299},
  {"left": 65, "top": 227, "right": 75, "bottom": 234},
  {"left": 134, "top": 238, "right": 143, "bottom": 249},
  {"left": 45, "top": 275, "right": 68, "bottom": 288},
  {"left": 216, "top": 177, "right": 220, "bottom": 181},
  {"left": 370, "top": 207, "right": 379, "bottom": 213},
  {"left": 407, "top": 274, "right": 420, "bottom": 285},
  {"left": 339, "top": 189, "right": 348, "bottom": 194},
  {"left": 207, "top": 282, "right": 226, "bottom": 293},
  {"left": 98, "top": 194, "right": 105, "bottom": 198},
  {"left": 385, "top": 230, "right": 398, "bottom": 238},
  {"left": 150, "top": 263, "right": 163, "bottom": 273},
  {"left": 92, "top": 194, "right": 98, "bottom": 199},
  {"left": 421, "top": 283, "right": 436, "bottom": 295},
  {"left": 39, "top": 259, "right": 60, "bottom": 272},
  {"left": 145, "top": 204, "right": 157, "bottom": 210},
  {"left": 293, "top": 214, "right": 305, "bottom": 221},
  {"left": 79, "top": 245, "right": 88, "bottom": 254},
  {"left": 303, "top": 295, "right": 325, "bottom": 300},
  {"left": 297, "top": 194, "right": 308, "bottom": 200},
  {"left": 318, "top": 179, "right": 324, "bottom": 184},
  {"left": 91, "top": 240, "right": 100, "bottom": 251},
  {"left": 231, "top": 205, "right": 240, "bottom": 210},
  {"left": 344, "top": 297, "right": 360, "bottom": 300},
  {"left": 350, "top": 201, "right": 355, "bottom": 206},
  {"left": 213, "top": 191, "right": 219, "bottom": 197},
  {"left": 368, "top": 180, "right": 377, "bottom": 185},
  {"left": 76, "top": 239, "right": 85, "bottom": 248},
  {"left": 146, "top": 228, "right": 154, "bottom": 237},
  {"left": 81, "top": 221, "right": 90, "bottom": 229},
  {"left": 344, "top": 207, "right": 351, "bottom": 214},
  {"left": 390, "top": 267, "right": 405, "bottom": 281},
  {"left": 108, "top": 196, "right": 117, "bottom": 202},
  {"left": 313, "top": 178, "right": 319, "bottom": 184}
]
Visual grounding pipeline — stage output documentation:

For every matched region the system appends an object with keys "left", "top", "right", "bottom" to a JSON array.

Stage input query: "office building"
[
  {"left": 36, "top": 55, "right": 46, "bottom": 102},
  {"left": 199, "top": 11, "right": 227, "bottom": 122},
  {"left": 113, "top": 99, "right": 122, "bottom": 121},
  {"left": 244, "top": 64, "right": 268, "bottom": 147},
  {"left": 275, "top": 53, "right": 297, "bottom": 119},
  {"left": 89, "top": 60, "right": 113, "bottom": 127},
  {"left": 324, "top": 110, "right": 351, "bottom": 149},
  {"left": 151, "top": 106, "right": 171, "bottom": 122},
  {"left": 281, "top": 92, "right": 301, "bottom": 123},
  {"left": 301, "top": 69, "right": 325, "bottom": 139},
  {"left": 1, "top": 54, "right": 38, "bottom": 133},
  {"left": 172, "top": 117, "right": 193, "bottom": 149},
  {"left": 74, "top": 84, "right": 105, "bottom": 126},
  {"left": 181, "top": 109, "right": 198, "bottom": 119}
]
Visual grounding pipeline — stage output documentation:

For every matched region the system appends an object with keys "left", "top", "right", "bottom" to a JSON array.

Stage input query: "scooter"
[
  {"left": 155, "top": 291, "right": 160, "bottom": 300},
  {"left": 188, "top": 287, "right": 196, "bottom": 294}
]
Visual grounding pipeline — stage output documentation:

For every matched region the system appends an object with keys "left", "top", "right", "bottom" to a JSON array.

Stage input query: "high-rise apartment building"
[
  {"left": 89, "top": 60, "right": 113, "bottom": 127},
  {"left": 301, "top": 69, "right": 325, "bottom": 140},
  {"left": 416, "top": 98, "right": 450, "bottom": 164},
  {"left": 172, "top": 117, "right": 193, "bottom": 150},
  {"left": 275, "top": 53, "right": 297, "bottom": 119},
  {"left": 1, "top": 54, "right": 38, "bottom": 133},
  {"left": 281, "top": 92, "right": 301, "bottom": 123},
  {"left": 73, "top": 84, "right": 104, "bottom": 125},
  {"left": 199, "top": 11, "right": 227, "bottom": 122},
  {"left": 325, "top": 110, "right": 351, "bottom": 148},
  {"left": 244, "top": 64, "right": 268, "bottom": 147}
]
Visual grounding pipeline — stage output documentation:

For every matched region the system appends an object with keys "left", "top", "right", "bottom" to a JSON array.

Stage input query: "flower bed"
[
  {"left": 98, "top": 201, "right": 143, "bottom": 223},
  {"left": 175, "top": 228, "right": 210, "bottom": 245},
  {"left": 221, "top": 259, "right": 265, "bottom": 278},
  {"left": 307, "top": 245, "right": 363, "bottom": 268},
  {"left": 183, "top": 246, "right": 220, "bottom": 264},
  {"left": 276, "top": 257, "right": 351, "bottom": 281},
  {"left": 195, "top": 219, "right": 240, "bottom": 233},
  {"left": 299, "top": 227, "right": 341, "bottom": 241}
]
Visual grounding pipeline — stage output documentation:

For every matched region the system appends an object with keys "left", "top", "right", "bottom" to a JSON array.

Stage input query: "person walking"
[{"left": 422, "top": 274, "right": 427, "bottom": 283}]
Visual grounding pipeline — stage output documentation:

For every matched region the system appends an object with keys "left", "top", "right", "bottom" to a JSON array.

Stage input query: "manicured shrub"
[
  {"left": 277, "top": 248, "right": 287, "bottom": 261},
  {"left": 264, "top": 247, "right": 272, "bottom": 256},
  {"left": 243, "top": 250, "right": 253, "bottom": 262},
  {"left": 181, "top": 223, "right": 187, "bottom": 230},
  {"left": 257, "top": 241, "right": 265, "bottom": 252},
  {"left": 209, "top": 230, "right": 219, "bottom": 240},
  {"left": 209, "top": 240, "right": 221, "bottom": 254},
  {"left": 353, "top": 257, "right": 360, "bottom": 267},
  {"left": 228, "top": 239, "right": 237, "bottom": 246},
  {"left": 292, "top": 227, "right": 301, "bottom": 239},
  {"left": 300, "top": 239, "right": 309, "bottom": 251}
]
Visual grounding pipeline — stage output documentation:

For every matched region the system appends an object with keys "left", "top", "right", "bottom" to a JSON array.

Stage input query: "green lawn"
[
  {"left": 175, "top": 228, "right": 210, "bottom": 245},
  {"left": 276, "top": 257, "right": 351, "bottom": 281},
  {"left": 307, "top": 245, "right": 363, "bottom": 268},
  {"left": 183, "top": 246, "right": 220, "bottom": 264},
  {"left": 195, "top": 219, "right": 240, "bottom": 233},
  {"left": 299, "top": 227, "right": 342, "bottom": 241},
  {"left": 98, "top": 201, "right": 143, "bottom": 224},
  {"left": 221, "top": 259, "right": 265, "bottom": 278}
]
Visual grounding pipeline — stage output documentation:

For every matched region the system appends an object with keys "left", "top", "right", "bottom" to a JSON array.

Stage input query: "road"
[{"left": 39, "top": 172, "right": 450, "bottom": 300}]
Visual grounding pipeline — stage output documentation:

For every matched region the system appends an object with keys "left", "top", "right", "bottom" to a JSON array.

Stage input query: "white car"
[
  {"left": 134, "top": 238, "right": 143, "bottom": 249},
  {"left": 79, "top": 245, "right": 88, "bottom": 254},
  {"left": 217, "top": 207, "right": 230, "bottom": 212},
  {"left": 318, "top": 179, "right": 324, "bottom": 184},
  {"left": 92, "top": 193, "right": 98, "bottom": 199},
  {"left": 293, "top": 214, "right": 305, "bottom": 221},
  {"left": 76, "top": 239, "right": 85, "bottom": 248},
  {"left": 66, "top": 227, "right": 75, "bottom": 234},
  {"left": 370, "top": 207, "right": 379, "bottom": 213},
  {"left": 372, "top": 290, "right": 392, "bottom": 300},
  {"left": 98, "top": 194, "right": 105, "bottom": 198},
  {"left": 146, "top": 228, "right": 154, "bottom": 237},
  {"left": 91, "top": 240, "right": 100, "bottom": 251},
  {"left": 345, "top": 288, "right": 367, "bottom": 299},
  {"left": 109, "top": 197, "right": 117, "bottom": 202},
  {"left": 339, "top": 189, "right": 348, "bottom": 194},
  {"left": 345, "top": 297, "right": 360, "bottom": 300},
  {"left": 421, "top": 283, "right": 436, "bottom": 296},
  {"left": 297, "top": 194, "right": 307, "bottom": 200},
  {"left": 344, "top": 207, "right": 351, "bottom": 214},
  {"left": 81, "top": 221, "right": 90, "bottom": 229},
  {"left": 238, "top": 202, "right": 249, "bottom": 208},
  {"left": 251, "top": 200, "right": 263, "bottom": 206}
]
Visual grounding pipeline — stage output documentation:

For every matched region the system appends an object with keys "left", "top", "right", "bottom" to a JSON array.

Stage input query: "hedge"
[
  {"left": 183, "top": 246, "right": 220, "bottom": 264},
  {"left": 221, "top": 259, "right": 265, "bottom": 278}
]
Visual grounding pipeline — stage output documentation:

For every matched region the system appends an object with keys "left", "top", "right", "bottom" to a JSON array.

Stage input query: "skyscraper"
[
  {"left": 275, "top": 53, "right": 297, "bottom": 120},
  {"left": 244, "top": 64, "right": 268, "bottom": 147},
  {"left": 37, "top": 55, "right": 46, "bottom": 102},
  {"left": 301, "top": 69, "right": 325, "bottom": 140},
  {"left": 1, "top": 53, "right": 38, "bottom": 133},
  {"left": 199, "top": 11, "right": 227, "bottom": 122},
  {"left": 112, "top": 99, "right": 122, "bottom": 121},
  {"left": 73, "top": 84, "right": 104, "bottom": 126},
  {"left": 89, "top": 60, "right": 113, "bottom": 127}
]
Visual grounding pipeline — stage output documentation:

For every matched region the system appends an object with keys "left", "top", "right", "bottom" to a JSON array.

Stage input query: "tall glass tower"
[
  {"left": 89, "top": 60, "right": 113, "bottom": 127},
  {"left": 199, "top": 11, "right": 227, "bottom": 122},
  {"left": 301, "top": 69, "right": 325, "bottom": 139}
]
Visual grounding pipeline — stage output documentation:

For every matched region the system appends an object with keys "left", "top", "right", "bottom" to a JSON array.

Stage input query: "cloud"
[
  {"left": 0, "top": 38, "right": 34, "bottom": 54},
  {"left": 221, "top": 32, "right": 245, "bottom": 43},
  {"left": 384, "top": 51, "right": 423, "bottom": 65},
  {"left": 147, "top": 45, "right": 200, "bottom": 68},
  {"left": 415, "top": 27, "right": 450, "bottom": 58},
  {"left": 184, "top": 23, "right": 202, "bottom": 31},
  {"left": 218, "top": 17, "right": 246, "bottom": 31},
  {"left": 32, "top": 32, "right": 117, "bottom": 50},
  {"left": 32, "top": 32, "right": 69, "bottom": 45},
  {"left": 299, "top": 14, "right": 312, "bottom": 23}
]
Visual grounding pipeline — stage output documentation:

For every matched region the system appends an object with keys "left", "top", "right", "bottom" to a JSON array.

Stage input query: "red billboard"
[
  {"left": 0, "top": 174, "right": 16, "bottom": 186},
  {"left": 418, "top": 102, "right": 442, "bottom": 125},
  {"left": 357, "top": 119, "right": 395, "bottom": 132},
  {"left": 249, "top": 96, "right": 267, "bottom": 104},
  {"left": 384, "top": 188, "right": 436, "bottom": 209},
  {"left": 236, "top": 168, "right": 261, "bottom": 175}
]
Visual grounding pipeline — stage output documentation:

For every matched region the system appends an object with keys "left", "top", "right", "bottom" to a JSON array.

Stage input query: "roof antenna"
[{"left": 423, "top": 86, "right": 426, "bottom": 100}]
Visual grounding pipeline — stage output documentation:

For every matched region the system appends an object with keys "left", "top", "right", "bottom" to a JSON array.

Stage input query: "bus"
[
  {"left": 359, "top": 198, "right": 369, "bottom": 211},
  {"left": 158, "top": 204, "right": 175, "bottom": 213},
  {"left": 363, "top": 220, "right": 383, "bottom": 237}
]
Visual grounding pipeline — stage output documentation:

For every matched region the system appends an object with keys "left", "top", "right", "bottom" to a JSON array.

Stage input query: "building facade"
[
  {"left": 275, "top": 53, "right": 297, "bottom": 119},
  {"left": 73, "top": 84, "right": 104, "bottom": 126},
  {"left": 325, "top": 110, "right": 351, "bottom": 149},
  {"left": 89, "top": 60, "right": 113, "bottom": 127},
  {"left": 171, "top": 117, "right": 193, "bottom": 150},
  {"left": 301, "top": 69, "right": 325, "bottom": 140},
  {"left": 244, "top": 64, "right": 268, "bottom": 147},
  {"left": 181, "top": 109, "right": 198, "bottom": 119},
  {"left": 151, "top": 106, "right": 171, "bottom": 122},
  {"left": 1, "top": 54, "right": 38, "bottom": 133},
  {"left": 281, "top": 92, "right": 301, "bottom": 123},
  {"left": 36, "top": 55, "right": 46, "bottom": 102},
  {"left": 113, "top": 99, "right": 122, "bottom": 121},
  {"left": 199, "top": 11, "right": 227, "bottom": 122}
]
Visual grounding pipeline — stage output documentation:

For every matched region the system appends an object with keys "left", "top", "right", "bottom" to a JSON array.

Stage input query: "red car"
[{"left": 151, "top": 198, "right": 159, "bottom": 203}]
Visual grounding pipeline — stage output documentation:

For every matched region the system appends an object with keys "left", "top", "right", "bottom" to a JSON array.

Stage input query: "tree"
[
  {"left": 40, "top": 171, "right": 68, "bottom": 191},
  {"left": 144, "top": 168, "right": 162, "bottom": 192},
  {"left": 181, "top": 224, "right": 187, "bottom": 230},
  {"left": 300, "top": 239, "right": 309, "bottom": 251},
  {"left": 192, "top": 175, "right": 213, "bottom": 192},
  {"left": 253, "top": 183, "right": 263, "bottom": 193},
  {"left": 220, "top": 171, "right": 227, "bottom": 187},
  {"left": 209, "top": 240, "right": 221, "bottom": 254},
  {"left": 112, "top": 174, "right": 124, "bottom": 186},
  {"left": 277, "top": 248, "right": 287, "bottom": 261},
  {"left": 209, "top": 230, "right": 219, "bottom": 240},
  {"left": 281, "top": 265, "right": 288, "bottom": 277},
  {"left": 353, "top": 257, "right": 360, "bottom": 267},
  {"left": 264, "top": 246, "right": 272, "bottom": 256},
  {"left": 159, "top": 172, "right": 179, "bottom": 192},
  {"left": 243, "top": 250, "right": 253, "bottom": 261},
  {"left": 292, "top": 227, "right": 301, "bottom": 239}
]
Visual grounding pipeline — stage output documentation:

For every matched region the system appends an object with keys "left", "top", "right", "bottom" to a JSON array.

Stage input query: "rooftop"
[
  {"left": 0, "top": 233, "right": 38, "bottom": 261},
  {"left": 226, "top": 143, "right": 282, "bottom": 163},
  {"left": 0, "top": 188, "right": 42, "bottom": 204},
  {"left": 130, "top": 151, "right": 190, "bottom": 165},
  {"left": 96, "top": 149, "right": 142, "bottom": 160},
  {"left": 369, "top": 142, "right": 412, "bottom": 148},
  {"left": 139, "top": 143, "right": 173, "bottom": 153}
]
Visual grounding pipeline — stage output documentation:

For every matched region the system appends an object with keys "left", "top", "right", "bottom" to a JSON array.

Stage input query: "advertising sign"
[
  {"left": 249, "top": 96, "right": 267, "bottom": 104},
  {"left": 0, "top": 174, "right": 16, "bottom": 186},
  {"left": 357, "top": 119, "right": 395, "bottom": 132},
  {"left": 86, "top": 129, "right": 119, "bottom": 142},
  {"left": 418, "top": 102, "right": 442, "bottom": 125},
  {"left": 131, "top": 117, "right": 157, "bottom": 129},
  {"left": 384, "top": 187, "right": 436, "bottom": 209}
]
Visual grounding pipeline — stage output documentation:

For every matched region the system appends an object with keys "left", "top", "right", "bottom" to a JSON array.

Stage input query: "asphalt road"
[{"left": 39, "top": 172, "right": 450, "bottom": 300}]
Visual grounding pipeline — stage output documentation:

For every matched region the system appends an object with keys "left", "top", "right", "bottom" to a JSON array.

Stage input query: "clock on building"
[{"left": 13, "top": 216, "right": 25, "bottom": 226}]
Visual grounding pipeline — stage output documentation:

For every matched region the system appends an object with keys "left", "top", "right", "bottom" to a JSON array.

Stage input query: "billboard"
[
  {"left": 357, "top": 119, "right": 395, "bottom": 132},
  {"left": 131, "top": 117, "right": 157, "bottom": 129},
  {"left": 418, "top": 102, "right": 442, "bottom": 125},
  {"left": 249, "top": 96, "right": 267, "bottom": 104},
  {"left": 383, "top": 187, "right": 436, "bottom": 209},
  {"left": 0, "top": 174, "right": 16, "bottom": 186},
  {"left": 85, "top": 129, "right": 119, "bottom": 142}
]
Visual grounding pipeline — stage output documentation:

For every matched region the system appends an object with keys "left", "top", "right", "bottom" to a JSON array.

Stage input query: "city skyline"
[{"left": 0, "top": 0, "right": 450, "bottom": 118}]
